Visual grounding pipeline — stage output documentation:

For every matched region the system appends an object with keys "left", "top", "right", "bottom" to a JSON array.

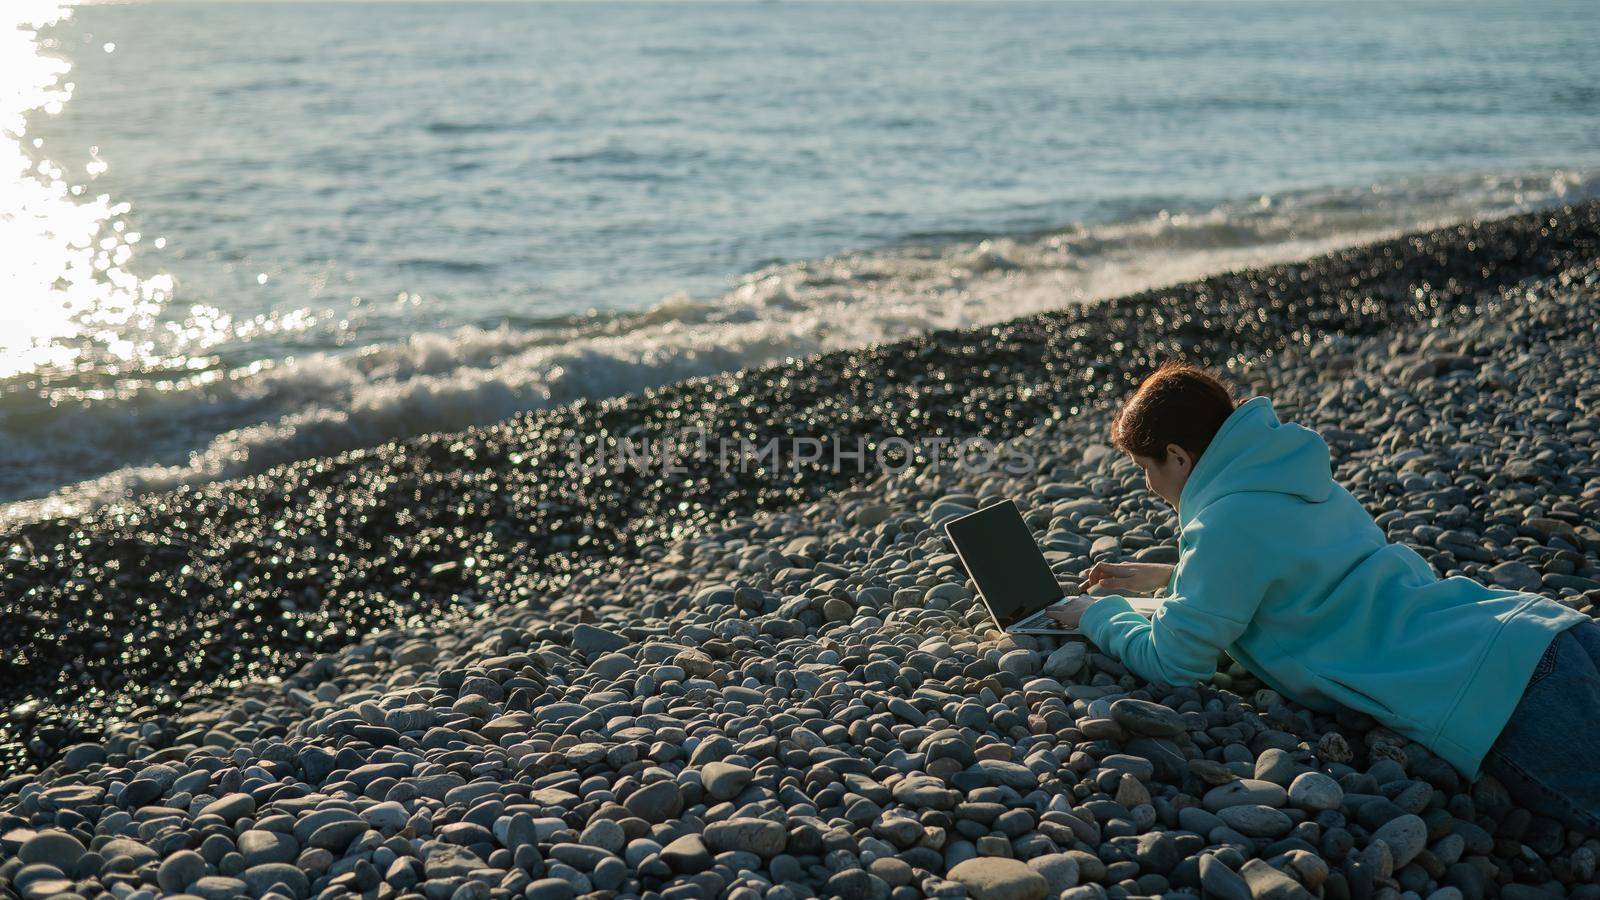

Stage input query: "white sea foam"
[{"left": 3, "top": 168, "right": 1597, "bottom": 526}]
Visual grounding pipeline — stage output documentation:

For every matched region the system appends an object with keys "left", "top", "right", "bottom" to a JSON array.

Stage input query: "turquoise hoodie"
[{"left": 1079, "top": 396, "right": 1585, "bottom": 778}]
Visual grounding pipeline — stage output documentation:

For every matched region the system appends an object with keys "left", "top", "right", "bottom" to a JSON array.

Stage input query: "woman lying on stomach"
[{"left": 1045, "top": 362, "right": 1599, "bottom": 831}]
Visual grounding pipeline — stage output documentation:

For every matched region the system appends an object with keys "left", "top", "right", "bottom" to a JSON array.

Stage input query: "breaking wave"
[{"left": 3, "top": 167, "right": 1598, "bottom": 525}]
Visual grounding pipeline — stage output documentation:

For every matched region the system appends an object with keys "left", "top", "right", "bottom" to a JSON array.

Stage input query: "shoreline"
[
  {"left": 0, "top": 203, "right": 1597, "bottom": 899},
  {"left": 2, "top": 201, "right": 1599, "bottom": 776},
  {"left": 9, "top": 168, "right": 1597, "bottom": 530}
]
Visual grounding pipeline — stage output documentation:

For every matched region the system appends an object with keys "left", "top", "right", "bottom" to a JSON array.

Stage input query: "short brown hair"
[{"left": 1111, "top": 363, "right": 1237, "bottom": 462}]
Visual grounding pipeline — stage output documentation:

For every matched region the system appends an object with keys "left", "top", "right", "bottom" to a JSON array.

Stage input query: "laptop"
[{"left": 943, "top": 499, "right": 1164, "bottom": 635}]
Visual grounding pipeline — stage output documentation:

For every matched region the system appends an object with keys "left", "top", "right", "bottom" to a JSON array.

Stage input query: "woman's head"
[{"left": 1111, "top": 362, "right": 1237, "bottom": 508}]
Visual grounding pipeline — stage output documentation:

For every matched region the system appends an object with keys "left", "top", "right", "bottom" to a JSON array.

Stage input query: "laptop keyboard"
[{"left": 1011, "top": 609, "right": 1064, "bottom": 631}]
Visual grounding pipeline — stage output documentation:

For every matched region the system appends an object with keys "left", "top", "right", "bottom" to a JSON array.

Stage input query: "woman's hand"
[
  {"left": 1044, "top": 596, "right": 1097, "bottom": 628},
  {"left": 1079, "top": 561, "right": 1174, "bottom": 596}
]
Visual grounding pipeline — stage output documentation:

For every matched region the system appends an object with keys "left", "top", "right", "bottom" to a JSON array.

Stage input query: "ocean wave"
[
  {"left": 4, "top": 167, "right": 1598, "bottom": 526},
  {"left": 549, "top": 151, "right": 644, "bottom": 165},
  {"left": 395, "top": 257, "right": 500, "bottom": 274},
  {"left": 422, "top": 117, "right": 555, "bottom": 135}
]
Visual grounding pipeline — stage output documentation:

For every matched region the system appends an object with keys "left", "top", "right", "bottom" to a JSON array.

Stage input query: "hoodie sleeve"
[{"left": 1079, "top": 498, "right": 1272, "bottom": 686}]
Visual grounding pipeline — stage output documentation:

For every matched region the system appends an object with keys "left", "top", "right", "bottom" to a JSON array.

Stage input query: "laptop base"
[{"left": 1004, "top": 597, "right": 1077, "bottom": 635}]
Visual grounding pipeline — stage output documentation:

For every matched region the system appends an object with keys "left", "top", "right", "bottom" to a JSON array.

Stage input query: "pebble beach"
[{"left": 5, "top": 202, "right": 1600, "bottom": 900}]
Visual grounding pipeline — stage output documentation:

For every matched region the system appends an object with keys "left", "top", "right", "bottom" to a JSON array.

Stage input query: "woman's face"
[{"left": 1132, "top": 444, "right": 1194, "bottom": 509}]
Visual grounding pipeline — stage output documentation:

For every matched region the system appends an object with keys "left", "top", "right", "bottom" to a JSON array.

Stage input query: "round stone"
[
  {"left": 360, "top": 801, "right": 408, "bottom": 832},
  {"left": 1109, "top": 698, "right": 1186, "bottom": 738},
  {"left": 623, "top": 780, "right": 683, "bottom": 823},
  {"left": 700, "top": 762, "right": 754, "bottom": 802},
  {"left": 1042, "top": 643, "right": 1088, "bottom": 678},
  {"left": 525, "top": 878, "right": 577, "bottom": 900},
  {"left": 18, "top": 831, "right": 86, "bottom": 871},
  {"left": 1287, "top": 772, "right": 1344, "bottom": 812},
  {"left": 1371, "top": 813, "right": 1428, "bottom": 868},
  {"left": 1253, "top": 747, "right": 1305, "bottom": 786},
  {"left": 826, "top": 868, "right": 872, "bottom": 900},
  {"left": 586, "top": 653, "right": 633, "bottom": 680},
  {"left": 1098, "top": 755, "right": 1155, "bottom": 782},
  {"left": 703, "top": 818, "right": 787, "bottom": 857},
  {"left": 200, "top": 792, "right": 256, "bottom": 823},
  {"left": 307, "top": 819, "right": 367, "bottom": 852},
  {"left": 238, "top": 830, "right": 298, "bottom": 867},
  {"left": 99, "top": 838, "right": 158, "bottom": 867},
  {"left": 659, "top": 835, "right": 713, "bottom": 874},
  {"left": 190, "top": 875, "right": 248, "bottom": 900},
  {"left": 1240, "top": 858, "right": 1306, "bottom": 899},
  {"left": 119, "top": 778, "right": 163, "bottom": 807},
  {"left": 1198, "top": 853, "right": 1251, "bottom": 900},
  {"left": 580, "top": 819, "right": 626, "bottom": 855},
  {"left": 870, "top": 857, "right": 912, "bottom": 888},
  {"left": 158, "top": 850, "right": 207, "bottom": 894},
  {"left": 572, "top": 623, "right": 628, "bottom": 654},
  {"left": 948, "top": 857, "right": 1050, "bottom": 900},
  {"left": 60, "top": 744, "right": 107, "bottom": 772},
  {"left": 243, "top": 863, "right": 310, "bottom": 899},
  {"left": 547, "top": 842, "right": 614, "bottom": 871},
  {"left": 1488, "top": 561, "right": 1542, "bottom": 592},
  {"left": 1203, "top": 779, "right": 1287, "bottom": 811},
  {"left": 424, "top": 845, "right": 487, "bottom": 880},
  {"left": 1027, "top": 853, "right": 1080, "bottom": 895},
  {"left": 1217, "top": 804, "right": 1293, "bottom": 838},
  {"left": 976, "top": 759, "right": 1038, "bottom": 791},
  {"left": 998, "top": 649, "right": 1041, "bottom": 678}
]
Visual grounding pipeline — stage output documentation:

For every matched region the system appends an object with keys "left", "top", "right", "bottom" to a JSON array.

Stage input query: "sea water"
[{"left": 4, "top": 0, "right": 1599, "bottom": 522}]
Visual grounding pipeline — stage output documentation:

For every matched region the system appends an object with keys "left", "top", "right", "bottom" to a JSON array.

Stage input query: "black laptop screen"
[{"left": 943, "top": 500, "right": 1065, "bottom": 629}]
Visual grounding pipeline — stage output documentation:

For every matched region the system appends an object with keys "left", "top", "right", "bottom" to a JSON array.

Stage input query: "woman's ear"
[{"left": 1166, "top": 443, "right": 1192, "bottom": 472}]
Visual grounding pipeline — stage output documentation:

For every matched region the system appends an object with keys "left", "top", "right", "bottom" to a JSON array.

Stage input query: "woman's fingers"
[
  {"left": 1079, "top": 561, "right": 1132, "bottom": 592},
  {"left": 1080, "top": 561, "right": 1119, "bottom": 584},
  {"left": 1084, "top": 576, "right": 1138, "bottom": 595}
]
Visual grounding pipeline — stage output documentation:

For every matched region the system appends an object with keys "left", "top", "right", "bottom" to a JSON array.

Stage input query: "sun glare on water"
[{"left": 0, "top": 2, "right": 173, "bottom": 384}]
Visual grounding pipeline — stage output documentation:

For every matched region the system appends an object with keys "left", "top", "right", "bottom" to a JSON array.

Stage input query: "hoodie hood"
[{"left": 1177, "top": 396, "right": 1333, "bottom": 528}]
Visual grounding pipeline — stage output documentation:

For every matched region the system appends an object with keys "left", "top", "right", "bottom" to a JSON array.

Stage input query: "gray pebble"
[
  {"left": 157, "top": 850, "right": 207, "bottom": 894},
  {"left": 1287, "top": 772, "right": 1343, "bottom": 812},
  {"left": 1217, "top": 804, "right": 1294, "bottom": 838},
  {"left": 18, "top": 831, "right": 86, "bottom": 871}
]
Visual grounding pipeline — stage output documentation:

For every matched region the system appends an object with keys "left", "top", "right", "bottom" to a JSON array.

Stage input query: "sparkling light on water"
[
  {"left": 1, "top": 3, "right": 172, "bottom": 382},
  {"left": 1, "top": 0, "right": 1597, "bottom": 526}
]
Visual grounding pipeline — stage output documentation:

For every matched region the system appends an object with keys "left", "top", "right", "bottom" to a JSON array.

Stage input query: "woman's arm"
[{"left": 1078, "top": 499, "right": 1274, "bottom": 685}]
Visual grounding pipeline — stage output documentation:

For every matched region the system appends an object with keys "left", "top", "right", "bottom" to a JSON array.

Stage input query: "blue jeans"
[{"left": 1481, "top": 619, "right": 1600, "bottom": 833}]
